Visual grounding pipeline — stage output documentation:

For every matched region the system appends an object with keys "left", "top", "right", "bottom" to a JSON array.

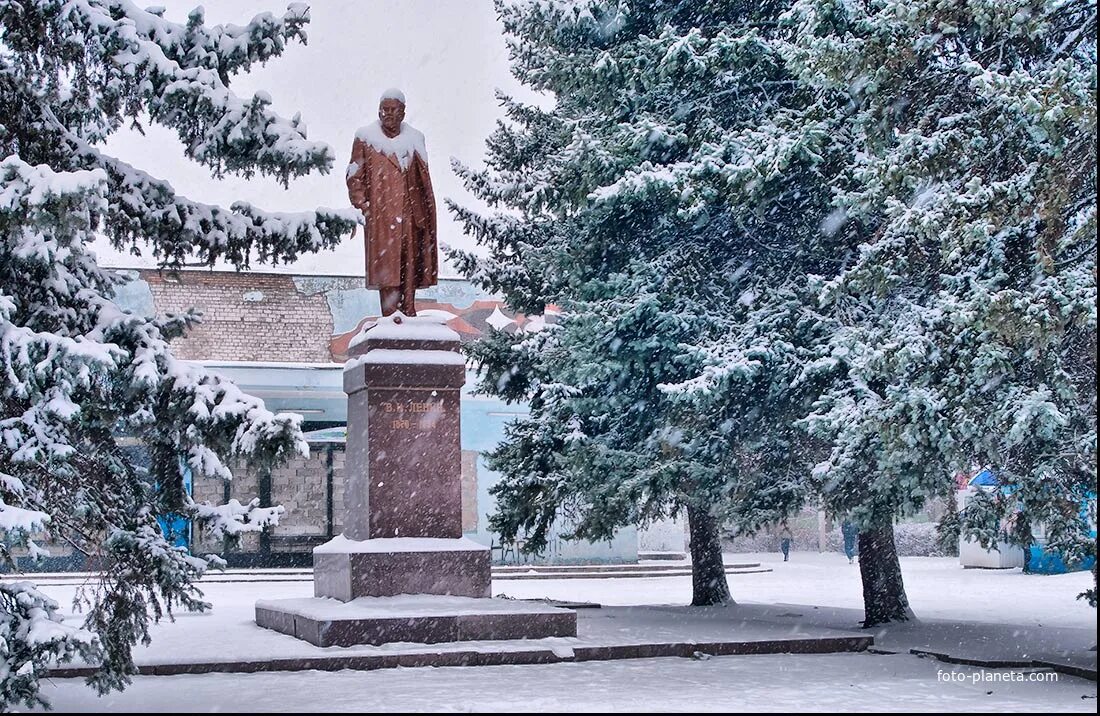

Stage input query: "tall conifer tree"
[
  {"left": 785, "top": 0, "right": 1096, "bottom": 623},
  {"left": 452, "top": 0, "right": 849, "bottom": 606},
  {"left": 0, "top": 2, "right": 357, "bottom": 706}
]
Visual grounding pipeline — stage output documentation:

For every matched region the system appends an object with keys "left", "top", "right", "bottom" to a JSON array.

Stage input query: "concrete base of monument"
[
  {"left": 312, "top": 535, "right": 491, "bottom": 600},
  {"left": 255, "top": 594, "right": 578, "bottom": 647},
  {"left": 256, "top": 535, "right": 576, "bottom": 648}
]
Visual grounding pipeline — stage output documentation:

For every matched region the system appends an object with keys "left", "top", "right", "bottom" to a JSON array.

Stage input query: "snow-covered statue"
[{"left": 346, "top": 89, "right": 438, "bottom": 316}]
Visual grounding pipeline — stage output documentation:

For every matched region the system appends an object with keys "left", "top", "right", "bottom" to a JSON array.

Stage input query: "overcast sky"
[{"left": 95, "top": 0, "right": 535, "bottom": 276}]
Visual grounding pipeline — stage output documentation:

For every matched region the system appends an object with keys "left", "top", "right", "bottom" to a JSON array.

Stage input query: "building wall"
[
  {"left": 332, "top": 448, "right": 347, "bottom": 536},
  {"left": 121, "top": 269, "right": 550, "bottom": 363},
  {"left": 191, "top": 458, "right": 262, "bottom": 555},
  {"left": 141, "top": 270, "right": 334, "bottom": 363},
  {"left": 270, "top": 453, "right": 330, "bottom": 543}
]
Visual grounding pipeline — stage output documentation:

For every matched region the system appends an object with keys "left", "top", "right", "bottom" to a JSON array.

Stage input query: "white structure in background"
[
  {"left": 639, "top": 514, "right": 689, "bottom": 554},
  {"left": 957, "top": 477, "right": 1026, "bottom": 569}
]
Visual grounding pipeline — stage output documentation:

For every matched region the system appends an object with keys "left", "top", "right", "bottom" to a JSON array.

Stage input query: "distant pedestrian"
[
  {"left": 841, "top": 520, "right": 858, "bottom": 564},
  {"left": 779, "top": 524, "right": 792, "bottom": 562}
]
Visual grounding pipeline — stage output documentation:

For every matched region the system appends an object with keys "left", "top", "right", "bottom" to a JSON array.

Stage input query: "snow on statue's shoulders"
[{"left": 355, "top": 121, "right": 427, "bottom": 170}]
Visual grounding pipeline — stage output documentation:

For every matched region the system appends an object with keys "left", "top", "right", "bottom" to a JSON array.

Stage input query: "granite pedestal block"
[
  {"left": 313, "top": 536, "right": 490, "bottom": 600},
  {"left": 256, "top": 594, "right": 577, "bottom": 648},
  {"left": 342, "top": 316, "right": 466, "bottom": 542}
]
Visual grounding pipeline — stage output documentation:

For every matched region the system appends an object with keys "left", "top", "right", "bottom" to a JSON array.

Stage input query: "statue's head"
[{"left": 378, "top": 88, "right": 406, "bottom": 136}]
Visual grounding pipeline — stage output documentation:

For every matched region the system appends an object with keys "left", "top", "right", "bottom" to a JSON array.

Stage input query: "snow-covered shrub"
[{"left": 891, "top": 523, "right": 944, "bottom": 558}]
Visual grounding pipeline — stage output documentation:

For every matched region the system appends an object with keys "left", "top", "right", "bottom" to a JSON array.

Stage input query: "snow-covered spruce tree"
[
  {"left": 451, "top": 0, "right": 851, "bottom": 605},
  {"left": 785, "top": 0, "right": 1096, "bottom": 623},
  {"left": 0, "top": 2, "right": 356, "bottom": 707}
]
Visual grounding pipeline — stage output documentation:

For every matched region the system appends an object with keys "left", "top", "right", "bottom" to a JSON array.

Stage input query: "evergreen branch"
[
  {"left": 6, "top": 0, "right": 334, "bottom": 182},
  {"left": 37, "top": 102, "right": 359, "bottom": 269}
]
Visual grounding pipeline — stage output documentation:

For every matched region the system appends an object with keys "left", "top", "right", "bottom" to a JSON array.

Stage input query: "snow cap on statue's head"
[{"left": 380, "top": 88, "right": 406, "bottom": 105}]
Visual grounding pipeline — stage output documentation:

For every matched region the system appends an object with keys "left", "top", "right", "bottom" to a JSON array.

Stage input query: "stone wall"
[
  {"left": 189, "top": 444, "right": 482, "bottom": 560},
  {"left": 331, "top": 448, "right": 347, "bottom": 535},
  {"left": 270, "top": 452, "right": 330, "bottom": 544},
  {"left": 191, "top": 458, "right": 262, "bottom": 555}
]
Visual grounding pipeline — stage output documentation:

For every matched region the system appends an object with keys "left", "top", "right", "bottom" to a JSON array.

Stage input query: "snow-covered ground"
[
  {"left": 496, "top": 552, "right": 1096, "bottom": 629},
  {"left": 22, "top": 552, "right": 1098, "bottom": 712},
  {"left": 32, "top": 652, "right": 1095, "bottom": 713}
]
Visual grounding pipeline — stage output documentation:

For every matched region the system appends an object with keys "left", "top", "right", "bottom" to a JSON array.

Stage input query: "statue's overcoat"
[{"left": 346, "top": 122, "right": 437, "bottom": 289}]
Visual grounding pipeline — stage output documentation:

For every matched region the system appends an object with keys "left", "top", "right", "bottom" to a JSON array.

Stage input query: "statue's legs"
[
  {"left": 378, "top": 229, "right": 418, "bottom": 317},
  {"left": 396, "top": 223, "right": 417, "bottom": 316},
  {"left": 399, "top": 269, "right": 417, "bottom": 316},
  {"left": 379, "top": 285, "right": 417, "bottom": 316},
  {"left": 379, "top": 287, "right": 402, "bottom": 316}
]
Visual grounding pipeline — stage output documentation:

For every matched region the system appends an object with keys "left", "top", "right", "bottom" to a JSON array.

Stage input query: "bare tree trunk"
[
  {"left": 858, "top": 521, "right": 912, "bottom": 626},
  {"left": 687, "top": 504, "right": 732, "bottom": 606}
]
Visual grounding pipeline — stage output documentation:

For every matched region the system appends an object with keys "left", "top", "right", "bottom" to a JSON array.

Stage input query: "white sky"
[{"left": 94, "top": 0, "right": 537, "bottom": 275}]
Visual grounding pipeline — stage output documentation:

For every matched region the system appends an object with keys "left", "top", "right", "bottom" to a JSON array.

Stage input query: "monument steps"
[{"left": 47, "top": 603, "right": 875, "bottom": 679}]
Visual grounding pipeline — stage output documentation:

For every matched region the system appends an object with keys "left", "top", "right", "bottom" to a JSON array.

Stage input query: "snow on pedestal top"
[
  {"left": 346, "top": 349, "right": 466, "bottom": 368},
  {"left": 348, "top": 312, "right": 461, "bottom": 349},
  {"left": 344, "top": 313, "right": 466, "bottom": 370}
]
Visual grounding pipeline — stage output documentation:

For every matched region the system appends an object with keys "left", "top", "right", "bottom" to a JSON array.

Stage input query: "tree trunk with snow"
[
  {"left": 687, "top": 504, "right": 732, "bottom": 606},
  {"left": 858, "top": 522, "right": 912, "bottom": 627}
]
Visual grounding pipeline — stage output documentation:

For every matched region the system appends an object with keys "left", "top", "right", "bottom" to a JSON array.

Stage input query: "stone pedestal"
[
  {"left": 342, "top": 316, "right": 465, "bottom": 541},
  {"left": 313, "top": 536, "right": 490, "bottom": 600},
  {"left": 257, "top": 313, "right": 575, "bottom": 645}
]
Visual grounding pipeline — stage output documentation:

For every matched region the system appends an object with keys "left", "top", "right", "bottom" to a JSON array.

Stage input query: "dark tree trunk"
[
  {"left": 934, "top": 489, "right": 960, "bottom": 558},
  {"left": 687, "top": 504, "right": 732, "bottom": 606},
  {"left": 858, "top": 521, "right": 912, "bottom": 627}
]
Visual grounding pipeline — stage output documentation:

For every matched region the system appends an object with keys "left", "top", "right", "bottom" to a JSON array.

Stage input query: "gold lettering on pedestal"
[{"left": 378, "top": 400, "right": 443, "bottom": 431}]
